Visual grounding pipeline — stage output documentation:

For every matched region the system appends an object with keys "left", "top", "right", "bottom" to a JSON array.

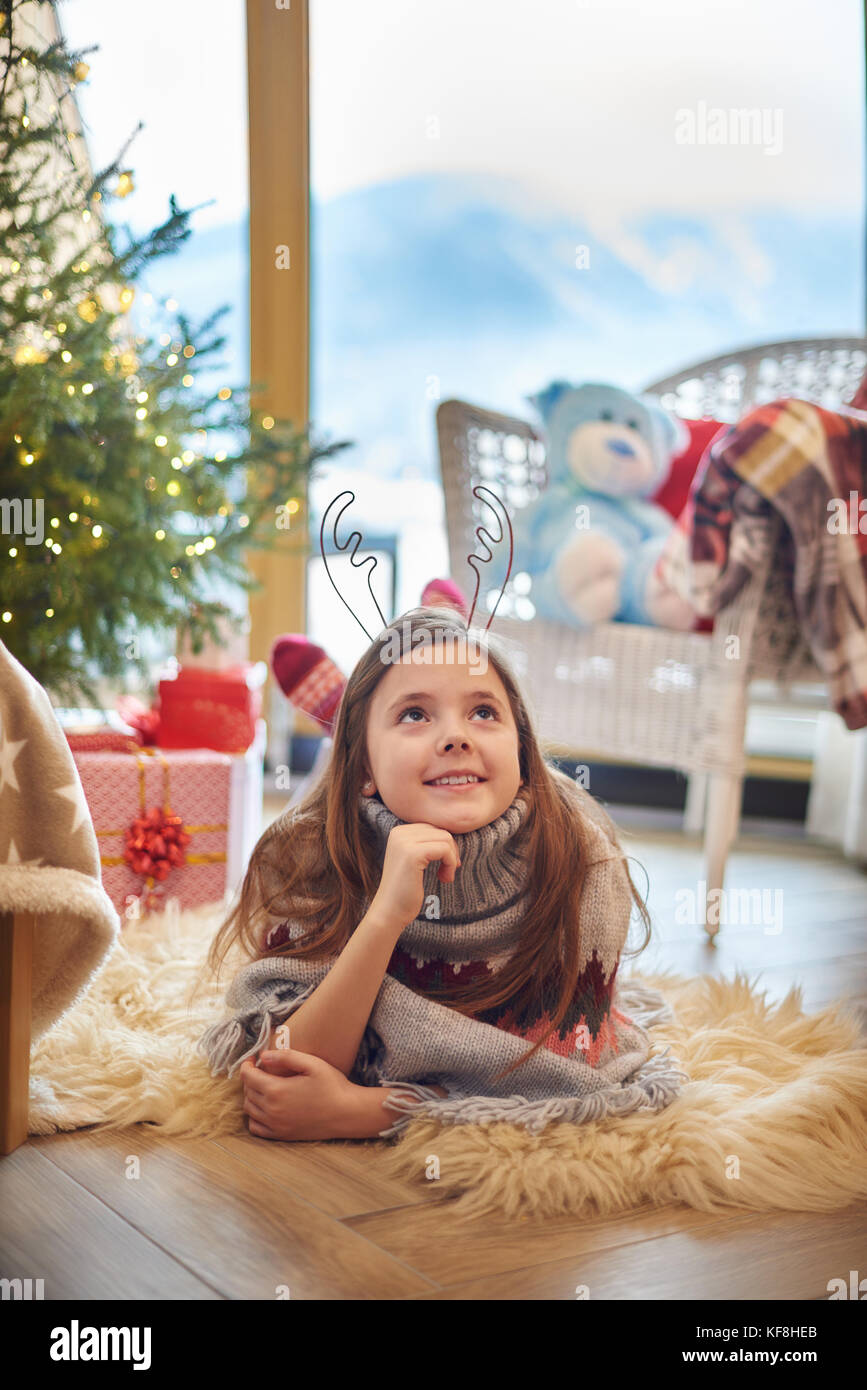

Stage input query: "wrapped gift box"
[
  {"left": 54, "top": 706, "right": 145, "bottom": 753},
  {"left": 157, "top": 663, "right": 267, "bottom": 753},
  {"left": 72, "top": 719, "right": 266, "bottom": 918}
]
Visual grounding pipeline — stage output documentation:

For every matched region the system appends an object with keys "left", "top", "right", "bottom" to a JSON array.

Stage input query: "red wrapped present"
[
  {"left": 157, "top": 662, "right": 267, "bottom": 753},
  {"left": 65, "top": 730, "right": 144, "bottom": 753},
  {"left": 72, "top": 721, "right": 266, "bottom": 918},
  {"left": 54, "top": 707, "right": 145, "bottom": 753}
]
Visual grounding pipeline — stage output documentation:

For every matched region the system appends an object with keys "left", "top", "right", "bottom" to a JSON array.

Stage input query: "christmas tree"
[{"left": 0, "top": 0, "right": 347, "bottom": 705}]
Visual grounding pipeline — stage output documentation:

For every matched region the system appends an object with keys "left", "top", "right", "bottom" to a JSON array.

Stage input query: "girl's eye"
[{"left": 398, "top": 704, "right": 498, "bottom": 723}]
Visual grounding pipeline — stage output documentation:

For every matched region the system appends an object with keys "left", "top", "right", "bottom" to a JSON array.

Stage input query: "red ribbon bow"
[{"left": 123, "top": 807, "right": 191, "bottom": 881}]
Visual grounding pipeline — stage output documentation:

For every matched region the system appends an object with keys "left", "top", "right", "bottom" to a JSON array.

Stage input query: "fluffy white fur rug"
[{"left": 28, "top": 901, "right": 867, "bottom": 1222}]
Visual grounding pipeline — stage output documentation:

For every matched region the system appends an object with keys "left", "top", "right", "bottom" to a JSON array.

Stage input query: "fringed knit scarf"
[{"left": 197, "top": 790, "right": 688, "bottom": 1138}]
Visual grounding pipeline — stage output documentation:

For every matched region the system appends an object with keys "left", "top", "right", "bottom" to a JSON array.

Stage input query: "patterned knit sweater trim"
[
  {"left": 197, "top": 788, "right": 689, "bottom": 1138},
  {"left": 266, "top": 790, "right": 623, "bottom": 1058}
]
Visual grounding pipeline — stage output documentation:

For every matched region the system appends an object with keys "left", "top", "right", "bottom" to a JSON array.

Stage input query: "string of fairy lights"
[{"left": 2, "top": 34, "right": 305, "bottom": 629}]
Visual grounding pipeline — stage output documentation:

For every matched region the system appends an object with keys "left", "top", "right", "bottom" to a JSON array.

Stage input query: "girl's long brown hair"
[{"left": 203, "top": 607, "right": 653, "bottom": 1081}]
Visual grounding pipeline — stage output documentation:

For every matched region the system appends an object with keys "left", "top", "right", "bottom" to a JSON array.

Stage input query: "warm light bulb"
[
  {"left": 166, "top": 353, "right": 178, "bottom": 366},
  {"left": 155, "top": 435, "right": 167, "bottom": 447},
  {"left": 61, "top": 350, "right": 71, "bottom": 362},
  {"left": 181, "top": 450, "right": 194, "bottom": 464},
  {"left": 135, "top": 407, "right": 147, "bottom": 419},
  {"left": 262, "top": 416, "right": 274, "bottom": 430},
  {"left": 92, "top": 525, "right": 102, "bottom": 538},
  {"left": 82, "top": 382, "right": 94, "bottom": 394},
  {"left": 155, "top": 529, "right": 166, "bottom": 540},
  {"left": 182, "top": 374, "right": 193, "bottom": 387},
  {"left": 166, "top": 481, "right": 181, "bottom": 497}
]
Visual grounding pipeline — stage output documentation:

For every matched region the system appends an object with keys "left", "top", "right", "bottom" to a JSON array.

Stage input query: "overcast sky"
[{"left": 57, "top": 0, "right": 862, "bottom": 240}]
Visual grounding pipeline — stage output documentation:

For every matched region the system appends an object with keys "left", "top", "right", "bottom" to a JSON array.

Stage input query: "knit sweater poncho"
[{"left": 197, "top": 789, "right": 688, "bottom": 1138}]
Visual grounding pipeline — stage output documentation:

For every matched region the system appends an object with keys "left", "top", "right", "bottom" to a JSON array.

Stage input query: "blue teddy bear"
[{"left": 510, "top": 382, "right": 697, "bottom": 629}]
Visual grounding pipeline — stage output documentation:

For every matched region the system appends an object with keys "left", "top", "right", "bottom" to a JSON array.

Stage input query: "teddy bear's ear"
[
  {"left": 526, "top": 380, "right": 573, "bottom": 420},
  {"left": 642, "top": 398, "right": 689, "bottom": 458}
]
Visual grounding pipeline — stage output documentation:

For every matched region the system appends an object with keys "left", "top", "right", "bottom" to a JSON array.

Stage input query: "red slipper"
[
  {"left": 270, "top": 635, "right": 346, "bottom": 735},
  {"left": 421, "top": 577, "right": 470, "bottom": 620}
]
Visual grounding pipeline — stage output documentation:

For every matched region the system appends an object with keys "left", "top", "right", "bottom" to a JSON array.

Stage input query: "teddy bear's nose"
[{"left": 606, "top": 438, "right": 636, "bottom": 457}]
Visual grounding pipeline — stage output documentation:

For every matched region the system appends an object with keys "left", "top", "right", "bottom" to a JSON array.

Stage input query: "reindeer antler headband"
[{"left": 318, "top": 485, "right": 514, "bottom": 643}]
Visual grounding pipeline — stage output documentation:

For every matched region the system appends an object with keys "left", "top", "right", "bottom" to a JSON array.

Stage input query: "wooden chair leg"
[
  {"left": 702, "top": 772, "right": 743, "bottom": 942},
  {"left": 0, "top": 911, "right": 34, "bottom": 1156}
]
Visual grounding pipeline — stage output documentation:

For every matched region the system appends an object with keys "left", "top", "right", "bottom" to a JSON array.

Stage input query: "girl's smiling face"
[{"left": 363, "top": 652, "right": 523, "bottom": 831}]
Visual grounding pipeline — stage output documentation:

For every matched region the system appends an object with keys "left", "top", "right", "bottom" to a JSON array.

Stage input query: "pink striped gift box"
[{"left": 72, "top": 744, "right": 233, "bottom": 918}]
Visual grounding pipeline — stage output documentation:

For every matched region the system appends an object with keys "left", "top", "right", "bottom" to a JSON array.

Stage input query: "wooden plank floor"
[{"left": 3, "top": 810, "right": 866, "bottom": 1300}]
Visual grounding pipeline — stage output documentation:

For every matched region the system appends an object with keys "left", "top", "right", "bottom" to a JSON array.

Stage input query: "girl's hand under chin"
[{"left": 239, "top": 1045, "right": 361, "bottom": 1141}]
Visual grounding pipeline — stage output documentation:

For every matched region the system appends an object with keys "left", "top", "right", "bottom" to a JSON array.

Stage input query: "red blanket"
[{"left": 654, "top": 397, "right": 867, "bottom": 730}]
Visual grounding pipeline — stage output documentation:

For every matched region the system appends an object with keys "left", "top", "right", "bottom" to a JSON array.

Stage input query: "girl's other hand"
[
  {"left": 369, "top": 822, "right": 461, "bottom": 937},
  {"left": 239, "top": 1047, "right": 359, "bottom": 1141}
]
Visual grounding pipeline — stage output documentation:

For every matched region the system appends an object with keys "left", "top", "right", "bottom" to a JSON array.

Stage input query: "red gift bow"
[
  {"left": 115, "top": 694, "right": 161, "bottom": 745},
  {"left": 123, "top": 806, "right": 192, "bottom": 881}
]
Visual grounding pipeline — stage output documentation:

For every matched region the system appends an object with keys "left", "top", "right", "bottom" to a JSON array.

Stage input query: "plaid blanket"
[{"left": 654, "top": 398, "right": 867, "bottom": 730}]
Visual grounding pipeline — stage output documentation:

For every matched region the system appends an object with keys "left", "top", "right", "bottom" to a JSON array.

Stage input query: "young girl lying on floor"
[{"left": 197, "top": 607, "right": 687, "bottom": 1141}]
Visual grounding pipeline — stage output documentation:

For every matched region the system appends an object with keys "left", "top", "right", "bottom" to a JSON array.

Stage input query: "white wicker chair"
[{"left": 436, "top": 337, "right": 867, "bottom": 938}]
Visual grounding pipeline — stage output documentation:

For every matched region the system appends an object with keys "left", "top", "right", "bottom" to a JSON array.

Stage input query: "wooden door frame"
[{"left": 245, "top": 0, "right": 310, "bottom": 700}]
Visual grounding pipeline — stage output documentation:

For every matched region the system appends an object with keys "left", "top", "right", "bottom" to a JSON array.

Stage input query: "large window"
[{"left": 308, "top": 0, "right": 865, "bottom": 672}]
